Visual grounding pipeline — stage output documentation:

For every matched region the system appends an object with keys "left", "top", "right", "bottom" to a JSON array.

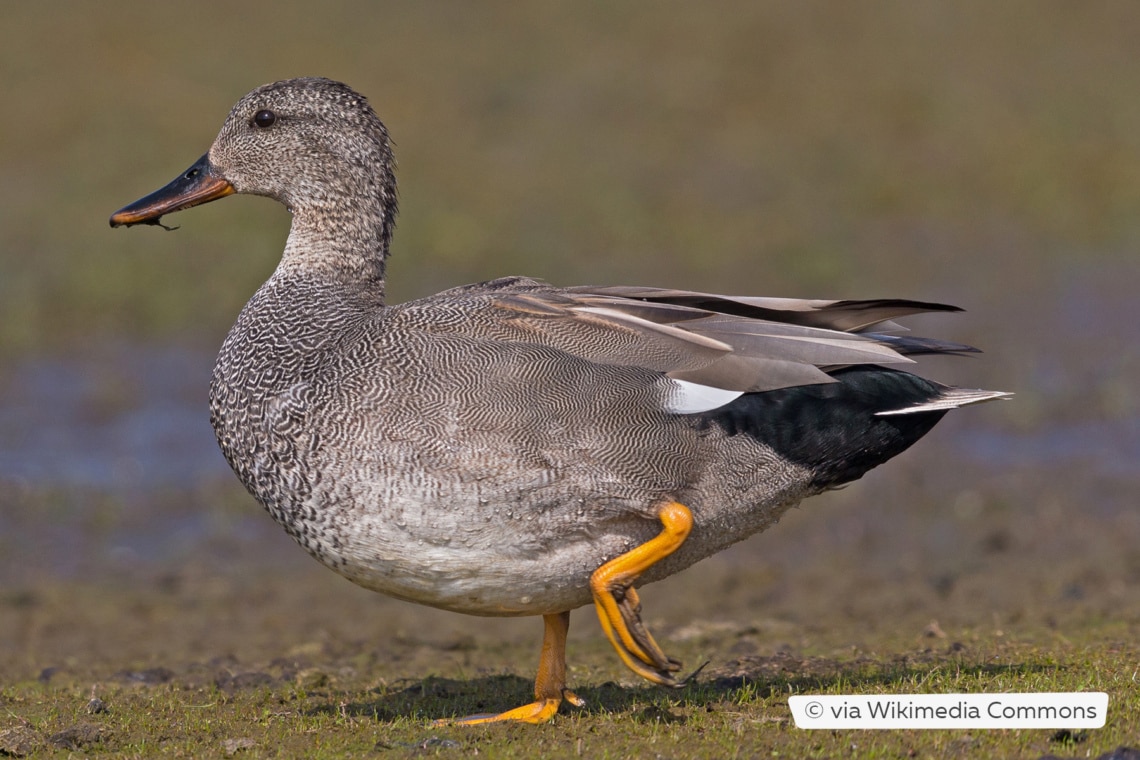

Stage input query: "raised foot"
[{"left": 590, "top": 501, "right": 695, "bottom": 687}]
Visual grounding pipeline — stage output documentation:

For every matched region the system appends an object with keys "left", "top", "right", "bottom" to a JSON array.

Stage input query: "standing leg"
[{"left": 449, "top": 611, "right": 583, "bottom": 725}]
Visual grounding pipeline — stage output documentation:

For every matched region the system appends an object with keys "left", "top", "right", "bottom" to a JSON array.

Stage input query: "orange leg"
[
  {"left": 590, "top": 501, "right": 693, "bottom": 687},
  {"left": 446, "top": 611, "right": 584, "bottom": 725}
]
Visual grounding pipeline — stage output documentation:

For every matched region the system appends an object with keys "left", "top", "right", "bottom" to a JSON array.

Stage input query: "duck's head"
[{"left": 110, "top": 78, "right": 397, "bottom": 239}]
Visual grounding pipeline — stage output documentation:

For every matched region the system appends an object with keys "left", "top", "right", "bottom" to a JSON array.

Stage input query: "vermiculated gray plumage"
[{"left": 113, "top": 77, "right": 1010, "bottom": 620}]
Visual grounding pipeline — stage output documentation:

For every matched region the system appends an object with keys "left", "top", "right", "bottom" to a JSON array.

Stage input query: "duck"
[{"left": 110, "top": 77, "right": 1009, "bottom": 724}]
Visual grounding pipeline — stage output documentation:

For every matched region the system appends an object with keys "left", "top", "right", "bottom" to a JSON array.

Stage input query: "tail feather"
[
  {"left": 875, "top": 387, "right": 1013, "bottom": 416},
  {"left": 863, "top": 332, "right": 982, "bottom": 357}
]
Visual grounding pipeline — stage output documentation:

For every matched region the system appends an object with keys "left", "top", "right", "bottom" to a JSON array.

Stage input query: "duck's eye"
[{"left": 252, "top": 109, "right": 277, "bottom": 128}]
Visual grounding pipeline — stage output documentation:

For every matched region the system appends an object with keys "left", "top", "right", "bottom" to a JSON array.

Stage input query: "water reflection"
[{"left": 0, "top": 344, "right": 227, "bottom": 489}]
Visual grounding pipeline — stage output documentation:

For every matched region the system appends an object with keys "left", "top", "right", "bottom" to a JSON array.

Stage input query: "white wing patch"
[{"left": 664, "top": 378, "right": 745, "bottom": 414}]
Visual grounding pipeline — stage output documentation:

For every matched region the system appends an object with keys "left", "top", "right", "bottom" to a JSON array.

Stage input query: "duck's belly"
[
  {"left": 333, "top": 504, "right": 650, "bottom": 616},
  {"left": 287, "top": 473, "right": 666, "bottom": 616},
  {"left": 273, "top": 442, "right": 815, "bottom": 617}
]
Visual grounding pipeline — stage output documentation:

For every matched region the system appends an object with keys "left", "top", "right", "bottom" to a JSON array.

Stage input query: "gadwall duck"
[{"left": 110, "top": 77, "right": 1009, "bottom": 724}]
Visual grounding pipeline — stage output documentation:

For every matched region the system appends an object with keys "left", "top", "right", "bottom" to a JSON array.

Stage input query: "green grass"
[
  {"left": 2, "top": 621, "right": 1136, "bottom": 758},
  {"left": 1, "top": 555, "right": 1137, "bottom": 758}
]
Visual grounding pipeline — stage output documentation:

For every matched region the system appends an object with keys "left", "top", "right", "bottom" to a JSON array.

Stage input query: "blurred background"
[{"left": 1, "top": 2, "right": 1137, "bottom": 670}]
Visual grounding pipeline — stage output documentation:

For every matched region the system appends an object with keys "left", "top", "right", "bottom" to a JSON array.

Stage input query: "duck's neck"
[{"left": 277, "top": 186, "right": 397, "bottom": 302}]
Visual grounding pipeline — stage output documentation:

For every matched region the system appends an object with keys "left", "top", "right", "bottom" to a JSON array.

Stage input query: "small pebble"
[{"left": 222, "top": 737, "right": 257, "bottom": 756}]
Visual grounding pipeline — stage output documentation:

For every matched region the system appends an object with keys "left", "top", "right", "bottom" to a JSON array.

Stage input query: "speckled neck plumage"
[{"left": 279, "top": 191, "right": 394, "bottom": 292}]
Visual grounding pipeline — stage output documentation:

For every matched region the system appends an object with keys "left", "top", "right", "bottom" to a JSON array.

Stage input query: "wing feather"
[{"left": 401, "top": 279, "right": 980, "bottom": 399}]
